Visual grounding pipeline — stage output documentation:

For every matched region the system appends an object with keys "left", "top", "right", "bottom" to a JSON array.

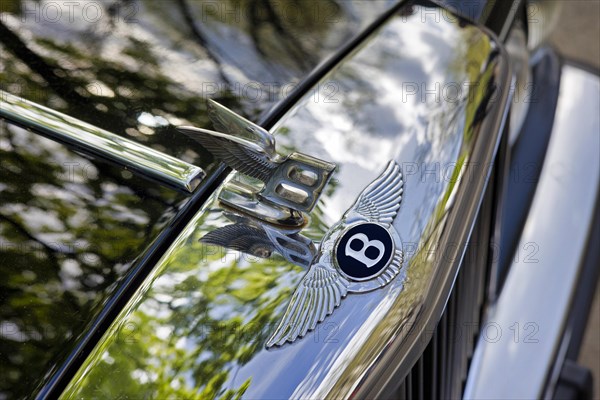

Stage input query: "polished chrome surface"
[
  {"left": 261, "top": 152, "right": 337, "bottom": 213},
  {"left": 464, "top": 65, "right": 600, "bottom": 400},
  {"left": 267, "top": 161, "right": 404, "bottom": 347},
  {"left": 179, "top": 99, "right": 336, "bottom": 218},
  {"left": 200, "top": 210, "right": 316, "bottom": 268},
  {"left": 179, "top": 100, "right": 279, "bottom": 181},
  {"left": 218, "top": 179, "right": 306, "bottom": 227},
  {"left": 61, "top": 3, "right": 510, "bottom": 399},
  {"left": 0, "top": 91, "right": 205, "bottom": 193}
]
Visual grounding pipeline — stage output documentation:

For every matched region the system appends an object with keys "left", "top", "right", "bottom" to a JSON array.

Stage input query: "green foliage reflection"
[
  {"left": 62, "top": 208, "right": 306, "bottom": 399},
  {"left": 0, "top": 122, "right": 184, "bottom": 399}
]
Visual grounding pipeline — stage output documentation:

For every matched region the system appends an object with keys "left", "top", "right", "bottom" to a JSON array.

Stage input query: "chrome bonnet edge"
[
  {"left": 0, "top": 91, "right": 205, "bottom": 193},
  {"left": 352, "top": 30, "right": 511, "bottom": 400},
  {"left": 464, "top": 64, "right": 600, "bottom": 399}
]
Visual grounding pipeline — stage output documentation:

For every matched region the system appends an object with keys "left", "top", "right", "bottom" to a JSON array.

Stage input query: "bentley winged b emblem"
[
  {"left": 178, "top": 100, "right": 336, "bottom": 226},
  {"left": 267, "top": 161, "right": 404, "bottom": 347}
]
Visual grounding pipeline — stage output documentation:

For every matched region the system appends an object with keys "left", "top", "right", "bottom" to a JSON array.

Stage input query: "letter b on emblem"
[
  {"left": 336, "top": 222, "right": 393, "bottom": 280},
  {"left": 345, "top": 233, "right": 385, "bottom": 268}
]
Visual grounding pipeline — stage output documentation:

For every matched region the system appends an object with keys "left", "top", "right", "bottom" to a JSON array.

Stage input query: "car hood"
[{"left": 0, "top": 0, "right": 395, "bottom": 168}]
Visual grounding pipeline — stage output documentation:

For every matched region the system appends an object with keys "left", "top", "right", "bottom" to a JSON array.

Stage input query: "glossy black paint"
[
  {"left": 0, "top": 120, "right": 189, "bottom": 399},
  {"left": 35, "top": 165, "right": 229, "bottom": 400},
  {"left": 0, "top": 0, "right": 396, "bottom": 172}
]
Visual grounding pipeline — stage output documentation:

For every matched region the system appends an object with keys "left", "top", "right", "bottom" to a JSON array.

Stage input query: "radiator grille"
[{"left": 396, "top": 189, "right": 493, "bottom": 400}]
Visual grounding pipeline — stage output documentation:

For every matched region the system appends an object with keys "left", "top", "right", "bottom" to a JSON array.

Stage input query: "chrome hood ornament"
[
  {"left": 178, "top": 100, "right": 336, "bottom": 226},
  {"left": 267, "top": 161, "right": 404, "bottom": 347}
]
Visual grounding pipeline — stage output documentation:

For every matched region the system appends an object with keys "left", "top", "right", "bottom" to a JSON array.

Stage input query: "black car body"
[{"left": 1, "top": 0, "right": 598, "bottom": 399}]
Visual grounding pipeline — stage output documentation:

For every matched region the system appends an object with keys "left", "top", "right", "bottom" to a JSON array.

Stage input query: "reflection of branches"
[
  {"left": 248, "top": 0, "right": 314, "bottom": 71},
  {"left": 176, "top": 0, "right": 230, "bottom": 85},
  {"left": 92, "top": 160, "right": 178, "bottom": 209},
  {"left": 0, "top": 214, "right": 71, "bottom": 262},
  {"left": 107, "top": 0, "right": 135, "bottom": 27},
  {"left": 0, "top": 209, "right": 121, "bottom": 291},
  {"left": 0, "top": 20, "right": 89, "bottom": 106},
  {"left": 246, "top": 4, "right": 282, "bottom": 77}
]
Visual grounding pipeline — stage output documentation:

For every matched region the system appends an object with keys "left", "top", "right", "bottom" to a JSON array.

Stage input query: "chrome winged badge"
[
  {"left": 178, "top": 100, "right": 336, "bottom": 225},
  {"left": 267, "top": 161, "right": 404, "bottom": 347}
]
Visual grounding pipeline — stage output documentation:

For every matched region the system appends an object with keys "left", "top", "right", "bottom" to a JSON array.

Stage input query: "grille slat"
[
  {"left": 446, "top": 274, "right": 459, "bottom": 398},
  {"left": 439, "top": 312, "right": 448, "bottom": 398},
  {"left": 407, "top": 369, "right": 414, "bottom": 400},
  {"left": 397, "top": 380, "right": 406, "bottom": 400},
  {"left": 431, "top": 330, "right": 438, "bottom": 400},
  {"left": 417, "top": 353, "right": 424, "bottom": 400}
]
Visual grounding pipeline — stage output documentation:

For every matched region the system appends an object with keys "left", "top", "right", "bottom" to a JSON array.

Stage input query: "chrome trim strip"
[
  {"left": 0, "top": 91, "right": 205, "bottom": 193},
  {"left": 464, "top": 65, "right": 600, "bottom": 400}
]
